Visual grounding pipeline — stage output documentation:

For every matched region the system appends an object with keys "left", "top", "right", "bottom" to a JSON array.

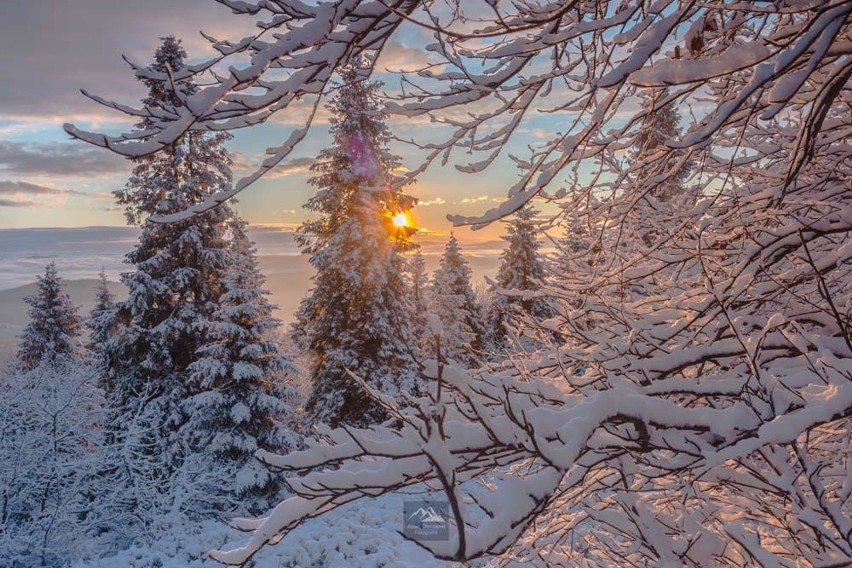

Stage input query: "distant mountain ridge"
[{"left": 0, "top": 243, "right": 501, "bottom": 363}]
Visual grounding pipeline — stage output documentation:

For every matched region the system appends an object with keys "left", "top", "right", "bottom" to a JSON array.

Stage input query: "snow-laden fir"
[{"left": 293, "top": 61, "right": 423, "bottom": 429}]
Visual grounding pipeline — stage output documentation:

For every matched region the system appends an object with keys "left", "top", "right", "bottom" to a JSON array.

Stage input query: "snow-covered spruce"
[
  {"left": 406, "top": 250, "right": 432, "bottom": 360},
  {"left": 16, "top": 262, "right": 82, "bottom": 370},
  {"left": 104, "top": 35, "right": 237, "bottom": 484},
  {"left": 429, "top": 233, "right": 485, "bottom": 369},
  {"left": 86, "top": 269, "right": 116, "bottom": 385},
  {"left": 294, "top": 62, "right": 422, "bottom": 429},
  {"left": 185, "top": 218, "right": 301, "bottom": 514},
  {"left": 630, "top": 88, "right": 693, "bottom": 203},
  {"left": 620, "top": 88, "right": 698, "bottom": 253},
  {"left": 486, "top": 206, "right": 554, "bottom": 351},
  {"left": 99, "top": 37, "right": 298, "bottom": 526}
]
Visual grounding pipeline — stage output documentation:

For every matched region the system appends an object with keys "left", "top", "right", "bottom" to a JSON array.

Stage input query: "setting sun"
[{"left": 391, "top": 212, "right": 411, "bottom": 228}]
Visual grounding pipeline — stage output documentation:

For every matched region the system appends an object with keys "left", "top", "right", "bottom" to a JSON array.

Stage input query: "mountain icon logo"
[
  {"left": 407, "top": 506, "right": 446, "bottom": 524},
  {"left": 403, "top": 500, "right": 450, "bottom": 541}
]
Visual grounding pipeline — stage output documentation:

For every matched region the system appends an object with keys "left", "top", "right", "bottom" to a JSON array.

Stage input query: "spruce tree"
[
  {"left": 406, "top": 250, "right": 431, "bottom": 358},
  {"left": 486, "top": 206, "right": 553, "bottom": 349},
  {"left": 86, "top": 270, "right": 115, "bottom": 373},
  {"left": 626, "top": 91, "right": 696, "bottom": 249},
  {"left": 184, "top": 219, "right": 300, "bottom": 513},
  {"left": 552, "top": 205, "right": 603, "bottom": 318},
  {"left": 631, "top": 90, "right": 692, "bottom": 203},
  {"left": 96, "top": 37, "right": 302, "bottom": 524},
  {"left": 17, "top": 262, "right": 82, "bottom": 370},
  {"left": 295, "top": 63, "right": 421, "bottom": 429},
  {"left": 429, "top": 233, "right": 484, "bottom": 368},
  {"left": 105, "top": 36, "right": 235, "bottom": 475}
]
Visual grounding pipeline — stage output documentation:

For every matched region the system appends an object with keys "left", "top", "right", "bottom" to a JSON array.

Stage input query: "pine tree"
[
  {"left": 429, "top": 233, "right": 484, "bottom": 368},
  {"left": 105, "top": 36, "right": 235, "bottom": 479},
  {"left": 551, "top": 204, "right": 604, "bottom": 328},
  {"left": 406, "top": 250, "right": 431, "bottom": 358},
  {"left": 621, "top": 91, "right": 696, "bottom": 252},
  {"left": 631, "top": 90, "right": 692, "bottom": 203},
  {"left": 295, "top": 62, "right": 421, "bottom": 429},
  {"left": 487, "top": 206, "right": 553, "bottom": 349},
  {"left": 86, "top": 270, "right": 115, "bottom": 375},
  {"left": 17, "top": 262, "right": 82, "bottom": 370},
  {"left": 184, "top": 219, "right": 300, "bottom": 513}
]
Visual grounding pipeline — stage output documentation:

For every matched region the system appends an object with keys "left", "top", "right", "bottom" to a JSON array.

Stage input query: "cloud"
[
  {"left": 0, "top": 180, "right": 83, "bottom": 197},
  {"left": 268, "top": 97, "right": 333, "bottom": 127},
  {"left": 518, "top": 127, "right": 561, "bottom": 140},
  {"left": 0, "top": 0, "right": 254, "bottom": 122},
  {"left": 270, "top": 157, "right": 315, "bottom": 177},
  {"left": 459, "top": 195, "right": 489, "bottom": 204},
  {"left": 0, "top": 141, "right": 128, "bottom": 178},
  {"left": 0, "top": 198, "right": 40, "bottom": 208},
  {"left": 417, "top": 197, "right": 446, "bottom": 206},
  {"left": 375, "top": 41, "right": 434, "bottom": 72},
  {"left": 0, "top": 179, "right": 84, "bottom": 209},
  {"left": 233, "top": 154, "right": 316, "bottom": 179}
]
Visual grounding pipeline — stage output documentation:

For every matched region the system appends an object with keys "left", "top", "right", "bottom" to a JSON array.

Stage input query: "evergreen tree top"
[
  {"left": 142, "top": 35, "right": 193, "bottom": 115},
  {"left": 22, "top": 262, "right": 80, "bottom": 325},
  {"left": 299, "top": 60, "right": 416, "bottom": 255},
  {"left": 430, "top": 233, "right": 485, "bottom": 366},
  {"left": 435, "top": 233, "right": 474, "bottom": 287},
  {"left": 117, "top": 36, "right": 233, "bottom": 226},
  {"left": 487, "top": 205, "right": 553, "bottom": 348},
  {"left": 409, "top": 250, "right": 428, "bottom": 279},
  {"left": 151, "top": 36, "right": 187, "bottom": 72},
  {"left": 496, "top": 205, "right": 547, "bottom": 291},
  {"left": 17, "top": 262, "right": 82, "bottom": 370},
  {"left": 630, "top": 89, "right": 693, "bottom": 199},
  {"left": 92, "top": 269, "right": 116, "bottom": 311}
]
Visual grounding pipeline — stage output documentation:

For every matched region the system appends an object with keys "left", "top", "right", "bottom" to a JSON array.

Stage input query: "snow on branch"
[
  {"left": 63, "top": 2, "right": 852, "bottom": 224},
  {"left": 211, "top": 324, "right": 851, "bottom": 565},
  {"left": 62, "top": 0, "right": 420, "bottom": 210}
]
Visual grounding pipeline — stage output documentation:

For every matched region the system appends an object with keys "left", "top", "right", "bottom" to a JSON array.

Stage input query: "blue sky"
[{"left": 0, "top": 1, "right": 571, "bottom": 250}]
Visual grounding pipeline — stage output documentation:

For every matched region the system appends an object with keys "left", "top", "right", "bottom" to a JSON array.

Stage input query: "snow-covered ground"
[{"left": 74, "top": 492, "right": 454, "bottom": 568}]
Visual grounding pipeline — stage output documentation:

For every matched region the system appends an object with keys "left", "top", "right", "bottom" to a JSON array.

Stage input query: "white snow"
[
  {"left": 81, "top": 491, "right": 452, "bottom": 568},
  {"left": 630, "top": 44, "right": 771, "bottom": 87}
]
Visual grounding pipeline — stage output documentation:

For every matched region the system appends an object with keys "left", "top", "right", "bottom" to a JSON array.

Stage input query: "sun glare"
[{"left": 391, "top": 212, "right": 410, "bottom": 228}]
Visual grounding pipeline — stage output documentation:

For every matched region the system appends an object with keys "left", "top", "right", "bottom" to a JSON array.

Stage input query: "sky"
[{"left": 0, "top": 0, "right": 559, "bottom": 249}]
